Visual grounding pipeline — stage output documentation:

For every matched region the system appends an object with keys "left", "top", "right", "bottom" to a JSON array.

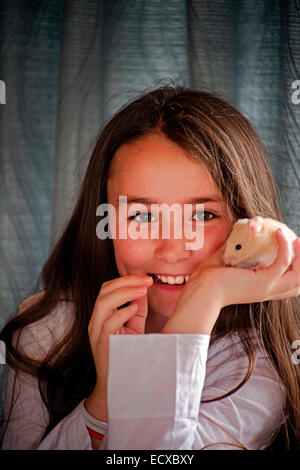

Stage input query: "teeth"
[{"left": 155, "top": 274, "right": 190, "bottom": 285}]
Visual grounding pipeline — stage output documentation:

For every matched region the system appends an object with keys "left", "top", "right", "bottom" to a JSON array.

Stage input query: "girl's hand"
[
  {"left": 162, "top": 229, "right": 300, "bottom": 335},
  {"left": 85, "top": 274, "right": 153, "bottom": 421},
  {"left": 198, "top": 228, "right": 300, "bottom": 306}
]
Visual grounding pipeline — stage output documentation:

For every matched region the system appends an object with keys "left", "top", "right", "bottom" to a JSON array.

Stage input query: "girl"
[{"left": 1, "top": 84, "right": 300, "bottom": 450}]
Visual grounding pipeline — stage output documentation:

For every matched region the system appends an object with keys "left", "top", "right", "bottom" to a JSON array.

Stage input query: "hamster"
[{"left": 223, "top": 216, "right": 298, "bottom": 269}]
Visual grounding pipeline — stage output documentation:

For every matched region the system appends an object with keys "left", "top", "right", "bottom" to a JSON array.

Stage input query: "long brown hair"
[{"left": 1, "top": 82, "right": 300, "bottom": 449}]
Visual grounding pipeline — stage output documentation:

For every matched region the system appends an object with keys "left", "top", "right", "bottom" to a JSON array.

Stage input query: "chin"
[{"left": 148, "top": 299, "right": 176, "bottom": 318}]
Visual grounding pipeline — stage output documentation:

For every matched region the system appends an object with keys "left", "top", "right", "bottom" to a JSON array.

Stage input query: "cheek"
[
  {"left": 112, "top": 239, "right": 152, "bottom": 275},
  {"left": 203, "top": 223, "right": 233, "bottom": 256}
]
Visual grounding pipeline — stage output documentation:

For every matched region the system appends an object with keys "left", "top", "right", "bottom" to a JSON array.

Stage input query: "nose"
[
  {"left": 154, "top": 237, "right": 192, "bottom": 264},
  {"left": 224, "top": 254, "right": 237, "bottom": 265}
]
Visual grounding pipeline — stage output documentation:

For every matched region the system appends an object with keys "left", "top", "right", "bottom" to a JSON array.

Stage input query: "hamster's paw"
[{"left": 251, "top": 263, "right": 267, "bottom": 271}]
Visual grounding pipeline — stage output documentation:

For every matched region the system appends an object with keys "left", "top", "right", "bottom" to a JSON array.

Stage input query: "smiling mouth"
[{"left": 147, "top": 273, "right": 190, "bottom": 285}]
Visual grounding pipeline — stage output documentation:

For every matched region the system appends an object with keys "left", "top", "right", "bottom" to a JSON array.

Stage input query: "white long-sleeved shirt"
[{"left": 1, "top": 295, "right": 285, "bottom": 450}]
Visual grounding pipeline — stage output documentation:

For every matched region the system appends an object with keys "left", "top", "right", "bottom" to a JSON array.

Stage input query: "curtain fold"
[{"left": 0, "top": 0, "right": 63, "bottom": 321}]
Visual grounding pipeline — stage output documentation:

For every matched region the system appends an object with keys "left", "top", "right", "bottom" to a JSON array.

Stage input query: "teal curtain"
[{"left": 0, "top": 0, "right": 299, "bottom": 422}]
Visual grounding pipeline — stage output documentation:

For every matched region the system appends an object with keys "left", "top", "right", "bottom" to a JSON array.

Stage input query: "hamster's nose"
[{"left": 224, "top": 255, "right": 238, "bottom": 265}]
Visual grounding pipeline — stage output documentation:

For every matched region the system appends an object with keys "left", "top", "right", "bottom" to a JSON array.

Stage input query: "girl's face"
[{"left": 107, "top": 132, "right": 234, "bottom": 332}]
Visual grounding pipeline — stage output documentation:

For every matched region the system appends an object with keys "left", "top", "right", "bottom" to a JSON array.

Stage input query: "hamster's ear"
[{"left": 248, "top": 216, "right": 264, "bottom": 234}]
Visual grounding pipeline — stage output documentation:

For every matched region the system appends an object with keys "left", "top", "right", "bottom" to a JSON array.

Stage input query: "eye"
[
  {"left": 192, "top": 210, "right": 217, "bottom": 222},
  {"left": 128, "top": 211, "right": 157, "bottom": 223},
  {"left": 235, "top": 244, "right": 242, "bottom": 250}
]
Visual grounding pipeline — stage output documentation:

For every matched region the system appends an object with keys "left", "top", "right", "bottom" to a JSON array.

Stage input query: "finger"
[
  {"left": 290, "top": 238, "right": 300, "bottom": 273},
  {"left": 89, "top": 285, "right": 149, "bottom": 336},
  {"left": 267, "top": 228, "right": 291, "bottom": 276},
  {"left": 101, "top": 303, "right": 138, "bottom": 336},
  {"left": 265, "top": 271, "right": 300, "bottom": 301},
  {"left": 101, "top": 285, "right": 148, "bottom": 309},
  {"left": 262, "top": 238, "right": 300, "bottom": 300},
  {"left": 267, "top": 286, "right": 300, "bottom": 301},
  {"left": 99, "top": 275, "right": 153, "bottom": 298},
  {"left": 264, "top": 236, "right": 300, "bottom": 297},
  {"left": 125, "top": 295, "right": 148, "bottom": 333}
]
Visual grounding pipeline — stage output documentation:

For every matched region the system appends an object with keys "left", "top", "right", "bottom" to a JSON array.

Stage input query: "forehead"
[{"left": 107, "top": 133, "right": 222, "bottom": 202}]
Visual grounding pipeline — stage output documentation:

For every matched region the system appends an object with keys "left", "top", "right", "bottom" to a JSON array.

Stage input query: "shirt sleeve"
[
  {"left": 101, "top": 333, "right": 210, "bottom": 450},
  {"left": 99, "top": 332, "right": 285, "bottom": 450},
  {"left": 36, "top": 400, "right": 108, "bottom": 450}
]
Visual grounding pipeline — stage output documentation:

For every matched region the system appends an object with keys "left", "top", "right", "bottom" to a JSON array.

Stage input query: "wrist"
[
  {"left": 161, "top": 278, "right": 223, "bottom": 335},
  {"left": 85, "top": 388, "right": 108, "bottom": 423}
]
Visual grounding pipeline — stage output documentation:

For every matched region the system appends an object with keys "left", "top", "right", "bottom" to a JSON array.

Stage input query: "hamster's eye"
[{"left": 235, "top": 244, "right": 242, "bottom": 250}]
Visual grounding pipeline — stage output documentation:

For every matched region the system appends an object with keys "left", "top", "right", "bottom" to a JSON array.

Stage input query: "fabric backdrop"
[{"left": 0, "top": 0, "right": 299, "bottom": 421}]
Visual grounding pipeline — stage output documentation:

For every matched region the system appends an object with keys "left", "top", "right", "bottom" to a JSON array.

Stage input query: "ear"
[{"left": 248, "top": 216, "right": 264, "bottom": 234}]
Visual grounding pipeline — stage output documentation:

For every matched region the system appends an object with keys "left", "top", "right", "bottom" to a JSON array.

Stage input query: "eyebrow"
[{"left": 119, "top": 196, "right": 223, "bottom": 205}]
